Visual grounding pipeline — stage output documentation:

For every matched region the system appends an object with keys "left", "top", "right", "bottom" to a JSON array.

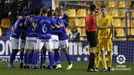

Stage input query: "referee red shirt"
[{"left": 85, "top": 13, "right": 96, "bottom": 32}]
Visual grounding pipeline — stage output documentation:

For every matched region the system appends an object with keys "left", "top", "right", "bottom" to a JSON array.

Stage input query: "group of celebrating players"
[
  {"left": 7, "top": 4, "right": 114, "bottom": 72},
  {"left": 8, "top": 7, "right": 72, "bottom": 70}
]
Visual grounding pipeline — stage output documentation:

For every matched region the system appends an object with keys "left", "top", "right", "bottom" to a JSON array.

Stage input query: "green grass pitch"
[{"left": 0, "top": 62, "right": 134, "bottom": 75}]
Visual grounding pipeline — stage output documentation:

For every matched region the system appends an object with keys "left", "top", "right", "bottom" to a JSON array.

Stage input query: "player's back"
[
  {"left": 11, "top": 17, "right": 26, "bottom": 39},
  {"left": 26, "top": 15, "right": 39, "bottom": 37},
  {"left": 38, "top": 16, "right": 52, "bottom": 40}
]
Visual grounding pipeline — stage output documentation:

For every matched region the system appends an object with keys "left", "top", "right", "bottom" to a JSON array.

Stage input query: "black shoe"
[
  {"left": 52, "top": 65, "right": 57, "bottom": 69},
  {"left": 46, "top": 65, "right": 50, "bottom": 69},
  {"left": 23, "top": 65, "right": 26, "bottom": 69},
  {"left": 107, "top": 67, "right": 111, "bottom": 72},
  {"left": 46, "top": 65, "right": 55, "bottom": 70},
  {"left": 23, "top": 65, "right": 27, "bottom": 69},
  {"left": 40, "top": 65, "right": 46, "bottom": 69},
  {"left": 20, "top": 62, "right": 23, "bottom": 68},
  {"left": 24, "top": 65, "right": 30, "bottom": 69}
]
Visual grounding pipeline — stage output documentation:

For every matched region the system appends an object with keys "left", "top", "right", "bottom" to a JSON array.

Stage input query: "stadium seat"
[
  {"left": 81, "top": 28, "right": 86, "bottom": 36},
  {"left": 122, "top": 19, "right": 130, "bottom": 27},
  {"left": 69, "top": 18, "right": 78, "bottom": 27},
  {"left": 122, "top": 19, "right": 126, "bottom": 27},
  {"left": 77, "top": 9, "right": 87, "bottom": 17},
  {"left": 116, "top": 29, "right": 125, "bottom": 36},
  {"left": 126, "top": 1, "right": 131, "bottom": 7},
  {"left": 69, "top": 19, "right": 73, "bottom": 26},
  {"left": 113, "top": 19, "right": 121, "bottom": 27},
  {"left": 78, "top": 18, "right": 85, "bottom": 27},
  {"left": 131, "top": 20, "right": 134, "bottom": 27},
  {"left": 131, "top": 11, "right": 134, "bottom": 17},
  {"left": 118, "top": 0, "right": 126, "bottom": 8},
  {"left": 1, "top": 18, "right": 11, "bottom": 28},
  {"left": 67, "top": 9, "right": 76, "bottom": 17},
  {"left": 95, "top": 1, "right": 105, "bottom": 7},
  {"left": 77, "top": 28, "right": 81, "bottom": 36},
  {"left": 0, "top": 27, "right": 2, "bottom": 36},
  {"left": 108, "top": 9, "right": 118, "bottom": 17},
  {"left": 118, "top": 9, "right": 126, "bottom": 17},
  {"left": 128, "top": 29, "right": 134, "bottom": 35},
  {"left": 107, "top": 1, "right": 116, "bottom": 7}
]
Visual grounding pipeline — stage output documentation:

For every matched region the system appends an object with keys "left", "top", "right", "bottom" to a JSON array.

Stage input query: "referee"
[{"left": 85, "top": 4, "right": 97, "bottom": 72}]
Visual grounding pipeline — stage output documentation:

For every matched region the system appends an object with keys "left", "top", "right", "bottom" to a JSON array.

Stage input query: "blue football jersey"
[
  {"left": 11, "top": 17, "right": 26, "bottom": 39},
  {"left": 47, "top": 16, "right": 56, "bottom": 28},
  {"left": 62, "top": 13, "right": 69, "bottom": 28},
  {"left": 46, "top": 17, "right": 60, "bottom": 35},
  {"left": 26, "top": 16, "right": 39, "bottom": 38},
  {"left": 38, "top": 16, "right": 52, "bottom": 40},
  {"left": 54, "top": 16, "right": 68, "bottom": 40}
]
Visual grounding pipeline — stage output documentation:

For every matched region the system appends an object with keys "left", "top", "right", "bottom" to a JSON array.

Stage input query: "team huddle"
[
  {"left": 8, "top": 7, "right": 72, "bottom": 70},
  {"left": 7, "top": 4, "right": 114, "bottom": 72}
]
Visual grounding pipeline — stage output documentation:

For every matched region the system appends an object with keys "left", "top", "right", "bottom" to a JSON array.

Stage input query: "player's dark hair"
[
  {"left": 89, "top": 4, "right": 96, "bottom": 12},
  {"left": 47, "top": 9, "right": 54, "bottom": 17},
  {"left": 41, "top": 8, "right": 48, "bottom": 15}
]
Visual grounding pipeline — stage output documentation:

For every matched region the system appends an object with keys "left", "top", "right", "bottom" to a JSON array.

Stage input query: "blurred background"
[
  {"left": 0, "top": 0, "right": 134, "bottom": 41},
  {"left": 0, "top": 0, "right": 134, "bottom": 62}
]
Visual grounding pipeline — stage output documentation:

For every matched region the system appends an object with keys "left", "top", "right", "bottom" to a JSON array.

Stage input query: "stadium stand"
[
  {"left": 67, "top": 9, "right": 76, "bottom": 17},
  {"left": 76, "top": 9, "right": 86, "bottom": 17}
]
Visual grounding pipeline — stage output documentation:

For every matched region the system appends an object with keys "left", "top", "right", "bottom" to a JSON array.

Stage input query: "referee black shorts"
[{"left": 86, "top": 31, "right": 97, "bottom": 47}]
